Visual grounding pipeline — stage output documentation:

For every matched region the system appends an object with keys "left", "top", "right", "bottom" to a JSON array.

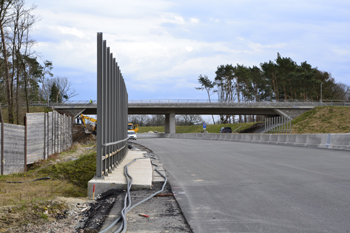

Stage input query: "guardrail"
[{"left": 96, "top": 32, "right": 128, "bottom": 178}]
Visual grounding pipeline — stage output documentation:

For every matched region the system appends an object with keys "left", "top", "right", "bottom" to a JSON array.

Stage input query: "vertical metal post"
[
  {"left": 113, "top": 59, "right": 118, "bottom": 167},
  {"left": 111, "top": 58, "right": 114, "bottom": 169},
  {"left": 108, "top": 52, "right": 113, "bottom": 173},
  {"left": 118, "top": 65, "right": 121, "bottom": 163},
  {"left": 113, "top": 59, "right": 117, "bottom": 167},
  {"left": 96, "top": 33, "right": 103, "bottom": 178},
  {"left": 105, "top": 46, "right": 110, "bottom": 175}
]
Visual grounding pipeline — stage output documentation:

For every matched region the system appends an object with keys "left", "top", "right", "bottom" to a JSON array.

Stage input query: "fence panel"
[
  {"left": 0, "top": 123, "right": 25, "bottom": 175},
  {"left": 0, "top": 110, "right": 72, "bottom": 175},
  {"left": 26, "top": 113, "right": 45, "bottom": 164}
]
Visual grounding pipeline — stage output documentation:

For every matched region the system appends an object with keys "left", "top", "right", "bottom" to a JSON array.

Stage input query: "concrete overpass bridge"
[{"left": 52, "top": 100, "right": 331, "bottom": 133}]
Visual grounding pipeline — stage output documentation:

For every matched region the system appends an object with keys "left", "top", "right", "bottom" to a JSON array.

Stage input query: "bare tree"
[
  {"left": 0, "top": 0, "right": 15, "bottom": 123},
  {"left": 44, "top": 76, "right": 77, "bottom": 103},
  {"left": 128, "top": 115, "right": 150, "bottom": 126},
  {"left": 9, "top": 0, "right": 37, "bottom": 122},
  {"left": 176, "top": 115, "right": 203, "bottom": 126}
]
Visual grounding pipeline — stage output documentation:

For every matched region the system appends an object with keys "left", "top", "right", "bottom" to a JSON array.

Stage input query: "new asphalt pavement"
[{"left": 137, "top": 137, "right": 350, "bottom": 233}]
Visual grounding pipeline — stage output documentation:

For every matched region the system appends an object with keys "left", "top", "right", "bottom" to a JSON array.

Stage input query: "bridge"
[{"left": 49, "top": 99, "right": 339, "bottom": 134}]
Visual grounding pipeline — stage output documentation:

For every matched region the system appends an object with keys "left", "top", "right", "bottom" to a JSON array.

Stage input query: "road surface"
[{"left": 137, "top": 137, "right": 350, "bottom": 233}]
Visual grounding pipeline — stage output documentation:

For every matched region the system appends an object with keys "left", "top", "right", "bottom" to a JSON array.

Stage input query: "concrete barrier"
[
  {"left": 160, "top": 132, "right": 350, "bottom": 151},
  {"left": 277, "top": 135, "right": 287, "bottom": 145},
  {"left": 285, "top": 134, "right": 297, "bottom": 146},
  {"left": 252, "top": 134, "right": 261, "bottom": 143},
  {"left": 294, "top": 134, "right": 308, "bottom": 147},
  {"left": 328, "top": 134, "right": 350, "bottom": 150},
  {"left": 268, "top": 134, "right": 278, "bottom": 145},
  {"left": 305, "top": 134, "right": 328, "bottom": 148},
  {"left": 260, "top": 134, "right": 270, "bottom": 143}
]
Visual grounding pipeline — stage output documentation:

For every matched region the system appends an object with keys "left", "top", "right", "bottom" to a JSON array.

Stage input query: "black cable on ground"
[
  {"left": 6, "top": 177, "right": 51, "bottom": 183},
  {"left": 99, "top": 147, "right": 167, "bottom": 233}
]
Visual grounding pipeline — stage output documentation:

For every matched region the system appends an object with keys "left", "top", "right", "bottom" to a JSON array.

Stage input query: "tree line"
[
  {"left": 0, "top": 0, "right": 75, "bottom": 124},
  {"left": 197, "top": 53, "right": 350, "bottom": 123},
  {"left": 128, "top": 115, "right": 204, "bottom": 127}
]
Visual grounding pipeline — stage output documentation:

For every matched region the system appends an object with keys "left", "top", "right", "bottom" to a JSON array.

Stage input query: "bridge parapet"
[{"left": 128, "top": 101, "right": 325, "bottom": 108}]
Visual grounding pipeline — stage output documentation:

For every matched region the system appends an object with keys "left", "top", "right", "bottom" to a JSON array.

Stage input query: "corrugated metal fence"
[{"left": 0, "top": 111, "right": 72, "bottom": 175}]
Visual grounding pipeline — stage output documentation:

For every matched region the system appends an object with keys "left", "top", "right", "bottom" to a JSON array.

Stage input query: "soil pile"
[{"left": 73, "top": 124, "right": 96, "bottom": 145}]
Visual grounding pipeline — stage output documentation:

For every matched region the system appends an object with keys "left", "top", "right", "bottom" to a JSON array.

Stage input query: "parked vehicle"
[
  {"left": 128, "top": 122, "right": 139, "bottom": 132},
  {"left": 128, "top": 130, "right": 137, "bottom": 140},
  {"left": 220, "top": 127, "right": 232, "bottom": 133}
]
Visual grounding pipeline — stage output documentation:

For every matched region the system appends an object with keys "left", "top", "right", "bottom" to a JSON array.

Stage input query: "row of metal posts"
[
  {"left": 96, "top": 32, "right": 128, "bottom": 178},
  {"left": 265, "top": 116, "right": 292, "bottom": 134}
]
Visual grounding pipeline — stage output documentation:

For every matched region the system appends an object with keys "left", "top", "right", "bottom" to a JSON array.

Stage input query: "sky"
[{"left": 28, "top": 0, "right": 350, "bottom": 102}]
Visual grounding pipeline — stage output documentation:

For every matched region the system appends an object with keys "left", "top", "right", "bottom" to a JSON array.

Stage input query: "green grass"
[
  {"left": 138, "top": 122, "right": 259, "bottom": 134},
  {"left": 0, "top": 144, "right": 97, "bottom": 230},
  {"left": 32, "top": 151, "right": 96, "bottom": 192}
]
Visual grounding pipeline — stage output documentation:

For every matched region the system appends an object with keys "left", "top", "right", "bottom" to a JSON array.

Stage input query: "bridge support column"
[{"left": 165, "top": 113, "right": 176, "bottom": 134}]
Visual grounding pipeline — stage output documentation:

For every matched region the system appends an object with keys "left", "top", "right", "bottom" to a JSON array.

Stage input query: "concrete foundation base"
[{"left": 87, "top": 150, "right": 153, "bottom": 198}]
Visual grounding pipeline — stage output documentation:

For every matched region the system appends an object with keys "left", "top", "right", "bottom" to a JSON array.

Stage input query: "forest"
[
  {"left": 0, "top": 0, "right": 75, "bottom": 124},
  {"left": 196, "top": 53, "right": 350, "bottom": 123}
]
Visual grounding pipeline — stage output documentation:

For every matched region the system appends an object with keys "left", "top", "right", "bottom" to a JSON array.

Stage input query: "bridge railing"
[
  {"left": 96, "top": 32, "right": 128, "bottom": 178},
  {"left": 265, "top": 116, "right": 292, "bottom": 134},
  {"left": 2, "top": 99, "right": 349, "bottom": 108},
  {"left": 128, "top": 100, "right": 329, "bottom": 107}
]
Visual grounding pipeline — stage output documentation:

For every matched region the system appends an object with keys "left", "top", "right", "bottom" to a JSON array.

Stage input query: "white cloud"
[
  {"left": 160, "top": 13, "right": 185, "bottom": 24},
  {"left": 27, "top": 0, "right": 350, "bottom": 101},
  {"left": 190, "top": 18, "right": 199, "bottom": 23},
  {"left": 185, "top": 46, "right": 193, "bottom": 52},
  {"left": 53, "top": 26, "right": 86, "bottom": 38}
]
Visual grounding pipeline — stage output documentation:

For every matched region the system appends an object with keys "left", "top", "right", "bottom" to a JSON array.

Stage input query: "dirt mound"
[{"left": 73, "top": 124, "right": 96, "bottom": 144}]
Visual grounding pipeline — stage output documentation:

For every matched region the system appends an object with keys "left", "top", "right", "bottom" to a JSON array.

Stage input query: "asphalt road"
[{"left": 137, "top": 137, "right": 350, "bottom": 233}]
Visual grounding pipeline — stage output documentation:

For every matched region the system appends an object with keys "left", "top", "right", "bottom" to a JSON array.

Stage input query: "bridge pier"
[{"left": 165, "top": 113, "right": 176, "bottom": 134}]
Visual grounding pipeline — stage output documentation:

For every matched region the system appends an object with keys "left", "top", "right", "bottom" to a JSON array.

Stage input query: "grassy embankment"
[
  {"left": 138, "top": 122, "right": 258, "bottom": 134},
  {"left": 291, "top": 106, "right": 350, "bottom": 134},
  {"left": 138, "top": 106, "right": 350, "bottom": 134},
  {"left": 0, "top": 143, "right": 96, "bottom": 229}
]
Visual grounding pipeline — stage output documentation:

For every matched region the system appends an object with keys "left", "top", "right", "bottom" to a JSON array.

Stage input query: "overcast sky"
[{"left": 29, "top": 0, "right": 350, "bottom": 101}]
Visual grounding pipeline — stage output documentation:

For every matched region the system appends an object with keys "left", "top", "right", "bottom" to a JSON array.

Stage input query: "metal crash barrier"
[{"left": 96, "top": 32, "right": 128, "bottom": 178}]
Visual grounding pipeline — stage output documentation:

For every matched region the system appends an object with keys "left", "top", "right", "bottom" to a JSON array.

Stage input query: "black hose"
[{"left": 6, "top": 177, "right": 51, "bottom": 183}]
